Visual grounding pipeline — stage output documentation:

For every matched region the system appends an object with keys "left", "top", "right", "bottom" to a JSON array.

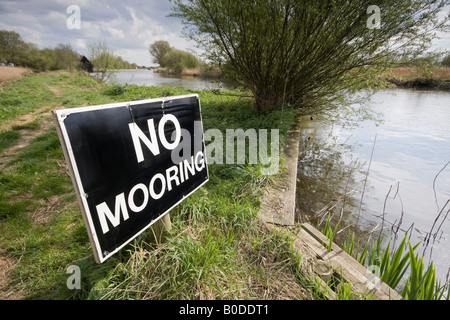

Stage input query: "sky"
[
  {"left": 0, "top": 0, "right": 449, "bottom": 67},
  {"left": 0, "top": 0, "right": 195, "bottom": 66}
]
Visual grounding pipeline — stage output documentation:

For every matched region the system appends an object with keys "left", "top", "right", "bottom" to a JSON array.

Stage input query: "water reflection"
[
  {"left": 296, "top": 115, "right": 378, "bottom": 241},
  {"left": 296, "top": 89, "right": 450, "bottom": 281}
]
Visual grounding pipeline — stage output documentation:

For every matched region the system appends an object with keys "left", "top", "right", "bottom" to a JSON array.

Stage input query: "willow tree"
[{"left": 170, "top": 0, "right": 449, "bottom": 112}]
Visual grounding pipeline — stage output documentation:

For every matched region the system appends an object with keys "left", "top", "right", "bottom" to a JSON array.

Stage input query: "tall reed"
[{"left": 321, "top": 214, "right": 449, "bottom": 300}]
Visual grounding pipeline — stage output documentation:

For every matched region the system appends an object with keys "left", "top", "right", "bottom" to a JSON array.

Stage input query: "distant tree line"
[
  {"left": 149, "top": 40, "right": 200, "bottom": 74},
  {"left": 0, "top": 30, "right": 137, "bottom": 72}
]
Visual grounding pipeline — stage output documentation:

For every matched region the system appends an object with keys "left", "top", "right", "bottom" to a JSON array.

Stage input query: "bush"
[
  {"left": 442, "top": 54, "right": 450, "bottom": 67},
  {"left": 161, "top": 49, "right": 200, "bottom": 75}
]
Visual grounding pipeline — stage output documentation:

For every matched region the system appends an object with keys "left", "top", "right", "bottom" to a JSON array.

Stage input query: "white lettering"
[
  {"left": 127, "top": 183, "right": 149, "bottom": 212},
  {"left": 179, "top": 304, "right": 213, "bottom": 317},
  {"left": 194, "top": 151, "right": 205, "bottom": 172},
  {"left": 129, "top": 114, "right": 182, "bottom": 163},
  {"left": 166, "top": 165, "right": 180, "bottom": 191},
  {"left": 149, "top": 173, "right": 166, "bottom": 200},
  {"left": 95, "top": 152, "right": 207, "bottom": 233},
  {"left": 158, "top": 114, "right": 181, "bottom": 150},
  {"left": 96, "top": 192, "right": 129, "bottom": 234},
  {"left": 128, "top": 120, "right": 160, "bottom": 163}
]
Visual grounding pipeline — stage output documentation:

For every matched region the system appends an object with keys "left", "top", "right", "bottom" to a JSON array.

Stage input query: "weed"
[{"left": 340, "top": 229, "right": 450, "bottom": 300}]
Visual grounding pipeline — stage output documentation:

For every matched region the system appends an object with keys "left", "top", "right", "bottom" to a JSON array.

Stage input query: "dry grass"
[
  {"left": 0, "top": 66, "right": 33, "bottom": 82},
  {"left": 387, "top": 67, "right": 450, "bottom": 80}
]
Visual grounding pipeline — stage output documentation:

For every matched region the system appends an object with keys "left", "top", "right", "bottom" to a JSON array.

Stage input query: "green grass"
[
  {"left": 0, "top": 130, "right": 21, "bottom": 153},
  {"left": 0, "top": 75, "right": 55, "bottom": 122},
  {"left": 0, "top": 71, "right": 326, "bottom": 300}
]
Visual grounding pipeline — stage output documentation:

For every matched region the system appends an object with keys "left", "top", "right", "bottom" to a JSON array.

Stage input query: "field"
[{"left": 0, "top": 71, "right": 329, "bottom": 300}]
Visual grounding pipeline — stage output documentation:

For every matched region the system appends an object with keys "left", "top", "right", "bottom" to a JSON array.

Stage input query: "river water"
[{"left": 296, "top": 88, "right": 450, "bottom": 282}]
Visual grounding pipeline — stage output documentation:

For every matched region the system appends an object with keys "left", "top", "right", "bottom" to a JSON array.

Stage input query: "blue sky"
[{"left": 0, "top": 0, "right": 449, "bottom": 66}]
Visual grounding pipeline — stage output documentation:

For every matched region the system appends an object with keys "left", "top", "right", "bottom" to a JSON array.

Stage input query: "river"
[
  {"left": 96, "top": 69, "right": 233, "bottom": 91},
  {"left": 296, "top": 88, "right": 450, "bottom": 282}
]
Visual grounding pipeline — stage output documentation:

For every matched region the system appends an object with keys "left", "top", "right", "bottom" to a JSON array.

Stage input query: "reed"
[
  {"left": 321, "top": 213, "right": 340, "bottom": 252},
  {"left": 343, "top": 230, "right": 449, "bottom": 300},
  {"left": 401, "top": 242, "right": 449, "bottom": 300},
  {"left": 319, "top": 196, "right": 449, "bottom": 300}
]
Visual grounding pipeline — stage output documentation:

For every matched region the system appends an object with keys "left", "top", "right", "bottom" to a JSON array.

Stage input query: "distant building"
[{"left": 79, "top": 56, "right": 94, "bottom": 73}]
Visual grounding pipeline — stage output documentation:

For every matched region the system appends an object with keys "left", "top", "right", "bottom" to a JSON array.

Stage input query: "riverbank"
[
  {"left": 153, "top": 66, "right": 222, "bottom": 79},
  {"left": 384, "top": 67, "right": 450, "bottom": 90}
]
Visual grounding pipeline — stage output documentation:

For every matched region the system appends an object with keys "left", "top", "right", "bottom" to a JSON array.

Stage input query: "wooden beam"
[
  {"left": 258, "top": 123, "right": 300, "bottom": 226},
  {"left": 264, "top": 222, "right": 403, "bottom": 300}
]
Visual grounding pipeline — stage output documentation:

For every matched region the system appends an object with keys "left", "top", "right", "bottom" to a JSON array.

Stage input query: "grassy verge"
[
  {"left": 383, "top": 67, "right": 450, "bottom": 90},
  {"left": 0, "top": 71, "right": 324, "bottom": 300}
]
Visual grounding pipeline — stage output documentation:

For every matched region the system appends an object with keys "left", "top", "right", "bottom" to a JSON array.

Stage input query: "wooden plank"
[
  {"left": 265, "top": 221, "right": 403, "bottom": 300},
  {"left": 258, "top": 125, "right": 300, "bottom": 226},
  {"left": 299, "top": 223, "right": 403, "bottom": 300}
]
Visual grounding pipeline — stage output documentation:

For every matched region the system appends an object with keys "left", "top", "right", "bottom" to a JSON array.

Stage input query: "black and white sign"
[{"left": 53, "top": 94, "right": 208, "bottom": 263}]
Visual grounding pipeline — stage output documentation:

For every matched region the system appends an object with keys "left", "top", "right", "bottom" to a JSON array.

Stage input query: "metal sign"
[{"left": 53, "top": 94, "right": 208, "bottom": 263}]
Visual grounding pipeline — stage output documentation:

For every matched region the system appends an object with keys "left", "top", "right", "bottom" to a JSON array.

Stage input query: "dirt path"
[
  {"left": 0, "top": 107, "right": 53, "bottom": 170},
  {"left": 0, "top": 83, "right": 64, "bottom": 170},
  {"left": 43, "top": 83, "right": 62, "bottom": 97},
  {"left": 0, "top": 83, "right": 65, "bottom": 299}
]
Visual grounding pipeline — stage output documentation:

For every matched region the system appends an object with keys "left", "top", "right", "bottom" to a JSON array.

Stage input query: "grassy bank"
[
  {"left": 152, "top": 66, "right": 222, "bottom": 79},
  {"left": 0, "top": 71, "right": 329, "bottom": 300},
  {"left": 383, "top": 67, "right": 450, "bottom": 90}
]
